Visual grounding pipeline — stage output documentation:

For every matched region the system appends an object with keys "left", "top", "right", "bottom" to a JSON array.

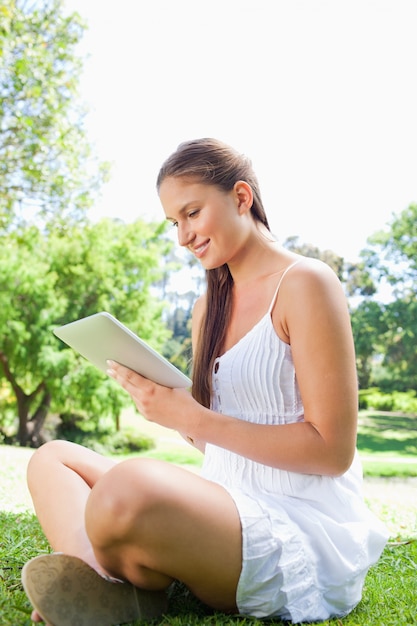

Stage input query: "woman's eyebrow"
[{"left": 165, "top": 201, "right": 195, "bottom": 222}]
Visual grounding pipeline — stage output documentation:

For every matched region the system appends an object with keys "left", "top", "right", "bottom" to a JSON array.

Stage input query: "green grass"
[
  {"left": 0, "top": 410, "right": 416, "bottom": 624},
  {"left": 358, "top": 411, "right": 417, "bottom": 477},
  {"left": 0, "top": 511, "right": 416, "bottom": 626}
]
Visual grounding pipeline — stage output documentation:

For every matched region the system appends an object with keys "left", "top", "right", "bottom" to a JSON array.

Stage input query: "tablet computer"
[{"left": 54, "top": 312, "right": 192, "bottom": 388}]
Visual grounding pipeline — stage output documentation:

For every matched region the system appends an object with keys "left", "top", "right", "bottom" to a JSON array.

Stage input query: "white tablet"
[{"left": 54, "top": 312, "right": 192, "bottom": 388}]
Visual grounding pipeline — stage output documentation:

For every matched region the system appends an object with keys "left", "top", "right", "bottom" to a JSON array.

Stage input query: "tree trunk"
[
  {"left": 0, "top": 350, "right": 45, "bottom": 447},
  {"left": 15, "top": 381, "right": 48, "bottom": 447},
  {"left": 27, "top": 389, "right": 52, "bottom": 447},
  {"left": 16, "top": 389, "right": 31, "bottom": 447}
]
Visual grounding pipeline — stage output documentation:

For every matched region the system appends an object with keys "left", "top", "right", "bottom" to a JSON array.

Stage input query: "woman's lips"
[{"left": 192, "top": 240, "right": 210, "bottom": 258}]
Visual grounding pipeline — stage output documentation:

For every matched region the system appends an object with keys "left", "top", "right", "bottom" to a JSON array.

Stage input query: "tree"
[
  {"left": 350, "top": 300, "right": 387, "bottom": 389},
  {"left": 0, "top": 226, "right": 65, "bottom": 444},
  {"left": 283, "top": 236, "right": 345, "bottom": 281},
  {"left": 0, "top": 0, "right": 108, "bottom": 229},
  {"left": 153, "top": 237, "right": 205, "bottom": 373},
  {"left": 344, "top": 260, "right": 377, "bottom": 298},
  {"left": 378, "top": 297, "right": 417, "bottom": 392},
  {"left": 351, "top": 204, "right": 417, "bottom": 391},
  {"left": 163, "top": 292, "right": 194, "bottom": 374},
  {"left": 0, "top": 219, "right": 174, "bottom": 446},
  {"left": 363, "top": 204, "right": 417, "bottom": 297}
]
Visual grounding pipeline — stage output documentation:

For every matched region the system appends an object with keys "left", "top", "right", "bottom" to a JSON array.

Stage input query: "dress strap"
[{"left": 267, "top": 258, "right": 305, "bottom": 315}]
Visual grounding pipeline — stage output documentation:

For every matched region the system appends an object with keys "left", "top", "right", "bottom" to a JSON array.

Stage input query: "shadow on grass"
[{"left": 357, "top": 412, "right": 417, "bottom": 456}]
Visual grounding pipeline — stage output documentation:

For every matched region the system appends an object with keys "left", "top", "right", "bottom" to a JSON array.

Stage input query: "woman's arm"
[
  {"left": 108, "top": 261, "right": 358, "bottom": 476},
  {"left": 188, "top": 260, "right": 358, "bottom": 476},
  {"left": 281, "top": 260, "right": 358, "bottom": 474}
]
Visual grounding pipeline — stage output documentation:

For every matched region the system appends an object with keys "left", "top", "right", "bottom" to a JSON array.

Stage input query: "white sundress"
[{"left": 200, "top": 261, "right": 389, "bottom": 623}]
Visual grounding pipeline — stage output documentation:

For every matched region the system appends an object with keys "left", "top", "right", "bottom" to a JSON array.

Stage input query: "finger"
[{"left": 106, "top": 361, "right": 145, "bottom": 384}]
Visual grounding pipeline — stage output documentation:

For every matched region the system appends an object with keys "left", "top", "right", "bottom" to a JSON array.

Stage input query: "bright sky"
[{"left": 65, "top": 0, "right": 417, "bottom": 262}]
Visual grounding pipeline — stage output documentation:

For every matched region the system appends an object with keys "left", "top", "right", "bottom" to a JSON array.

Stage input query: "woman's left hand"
[{"left": 106, "top": 360, "right": 197, "bottom": 433}]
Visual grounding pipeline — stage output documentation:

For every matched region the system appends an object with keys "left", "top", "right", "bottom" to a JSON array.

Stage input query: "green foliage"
[
  {"left": 48, "top": 218, "right": 171, "bottom": 327},
  {"left": 351, "top": 296, "right": 417, "bottom": 393},
  {"left": 162, "top": 305, "right": 193, "bottom": 375},
  {"left": 359, "top": 389, "right": 417, "bottom": 414},
  {"left": 350, "top": 204, "right": 417, "bottom": 392},
  {"left": 56, "top": 417, "right": 155, "bottom": 456},
  {"left": 0, "top": 219, "right": 176, "bottom": 446},
  {"left": 283, "top": 236, "right": 345, "bottom": 281},
  {"left": 344, "top": 259, "right": 377, "bottom": 297},
  {"left": 379, "top": 297, "right": 417, "bottom": 391},
  {"left": 0, "top": 0, "right": 109, "bottom": 229},
  {"left": 366, "top": 203, "right": 417, "bottom": 291},
  {"left": 351, "top": 300, "right": 388, "bottom": 389}
]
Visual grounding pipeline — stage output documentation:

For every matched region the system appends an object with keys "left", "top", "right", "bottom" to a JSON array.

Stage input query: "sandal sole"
[{"left": 21, "top": 553, "right": 168, "bottom": 626}]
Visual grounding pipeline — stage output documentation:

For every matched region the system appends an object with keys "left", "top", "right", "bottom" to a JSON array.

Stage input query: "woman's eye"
[
  {"left": 188, "top": 209, "right": 200, "bottom": 219},
  {"left": 171, "top": 221, "right": 178, "bottom": 228}
]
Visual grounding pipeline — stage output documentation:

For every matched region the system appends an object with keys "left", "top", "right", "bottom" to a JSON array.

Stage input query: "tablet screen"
[{"left": 54, "top": 312, "right": 192, "bottom": 389}]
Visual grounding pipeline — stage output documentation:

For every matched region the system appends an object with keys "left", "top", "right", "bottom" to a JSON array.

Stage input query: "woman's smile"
[
  {"left": 191, "top": 239, "right": 210, "bottom": 258},
  {"left": 159, "top": 177, "right": 241, "bottom": 269}
]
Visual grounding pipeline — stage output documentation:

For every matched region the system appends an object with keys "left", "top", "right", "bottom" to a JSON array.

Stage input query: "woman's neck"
[{"left": 227, "top": 237, "right": 297, "bottom": 288}]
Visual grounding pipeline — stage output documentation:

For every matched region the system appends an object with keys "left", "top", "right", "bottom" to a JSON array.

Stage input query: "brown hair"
[{"left": 157, "top": 138, "right": 271, "bottom": 407}]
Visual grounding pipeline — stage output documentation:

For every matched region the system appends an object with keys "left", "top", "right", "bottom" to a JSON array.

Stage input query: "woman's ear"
[{"left": 234, "top": 180, "right": 253, "bottom": 215}]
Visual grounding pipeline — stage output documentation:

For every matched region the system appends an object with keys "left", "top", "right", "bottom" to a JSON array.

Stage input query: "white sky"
[{"left": 65, "top": 0, "right": 417, "bottom": 262}]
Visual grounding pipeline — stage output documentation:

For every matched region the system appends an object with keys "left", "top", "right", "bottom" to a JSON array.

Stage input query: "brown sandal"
[{"left": 21, "top": 553, "right": 168, "bottom": 626}]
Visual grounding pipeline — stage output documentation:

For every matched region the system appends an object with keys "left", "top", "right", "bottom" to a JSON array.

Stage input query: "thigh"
[
  {"left": 87, "top": 459, "right": 243, "bottom": 612},
  {"left": 28, "top": 439, "right": 116, "bottom": 488}
]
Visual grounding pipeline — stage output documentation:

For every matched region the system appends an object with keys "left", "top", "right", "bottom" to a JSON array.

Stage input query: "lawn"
[
  {"left": 0, "top": 410, "right": 416, "bottom": 625},
  {"left": 357, "top": 411, "right": 417, "bottom": 477}
]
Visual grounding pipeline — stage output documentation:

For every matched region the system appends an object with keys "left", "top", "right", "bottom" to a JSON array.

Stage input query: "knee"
[
  {"left": 85, "top": 459, "right": 167, "bottom": 552},
  {"left": 27, "top": 440, "right": 76, "bottom": 490}
]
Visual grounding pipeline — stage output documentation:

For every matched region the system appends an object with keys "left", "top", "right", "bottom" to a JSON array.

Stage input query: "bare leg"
[
  {"left": 26, "top": 440, "right": 118, "bottom": 623},
  {"left": 85, "top": 458, "right": 242, "bottom": 611},
  {"left": 27, "top": 441, "right": 243, "bottom": 616},
  {"left": 27, "top": 440, "right": 116, "bottom": 571}
]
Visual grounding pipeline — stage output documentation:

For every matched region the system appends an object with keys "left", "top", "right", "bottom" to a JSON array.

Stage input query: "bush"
[
  {"left": 55, "top": 414, "right": 155, "bottom": 455},
  {"left": 359, "top": 388, "right": 417, "bottom": 414},
  {"left": 95, "top": 429, "right": 155, "bottom": 455}
]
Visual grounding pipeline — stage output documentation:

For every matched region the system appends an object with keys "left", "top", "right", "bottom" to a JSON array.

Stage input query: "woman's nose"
[{"left": 177, "top": 222, "right": 195, "bottom": 247}]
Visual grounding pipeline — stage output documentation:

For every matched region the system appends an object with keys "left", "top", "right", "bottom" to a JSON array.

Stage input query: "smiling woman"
[{"left": 21, "top": 138, "right": 389, "bottom": 626}]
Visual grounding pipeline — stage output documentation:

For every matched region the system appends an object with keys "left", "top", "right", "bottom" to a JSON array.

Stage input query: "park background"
[
  {"left": 0, "top": 1, "right": 416, "bottom": 624},
  {"left": 66, "top": 0, "right": 417, "bottom": 265}
]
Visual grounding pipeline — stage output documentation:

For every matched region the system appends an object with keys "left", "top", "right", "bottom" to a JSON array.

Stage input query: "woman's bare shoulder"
[
  {"left": 274, "top": 257, "right": 349, "bottom": 340},
  {"left": 284, "top": 257, "right": 343, "bottom": 295}
]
